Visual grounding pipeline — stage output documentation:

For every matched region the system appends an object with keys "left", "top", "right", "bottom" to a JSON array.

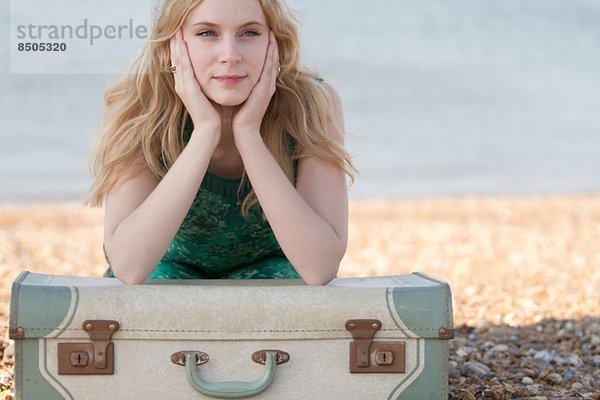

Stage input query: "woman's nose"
[{"left": 218, "top": 37, "right": 242, "bottom": 65}]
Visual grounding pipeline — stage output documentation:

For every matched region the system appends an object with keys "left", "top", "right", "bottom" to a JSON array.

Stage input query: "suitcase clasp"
[
  {"left": 345, "top": 319, "right": 381, "bottom": 367},
  {"left": 57, "top": 320, "right": 120, "bottom": 375},
  {"left": 345, "top": 319, "right": 405, "bottom": 374},
  {"left": 82, "top": 320, "right": 120, "bottom": 369}
]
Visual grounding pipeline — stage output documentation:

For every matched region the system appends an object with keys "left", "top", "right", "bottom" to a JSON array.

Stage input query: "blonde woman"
[{"left": 87, "top": 0, "right": 356, "bottom": 285}]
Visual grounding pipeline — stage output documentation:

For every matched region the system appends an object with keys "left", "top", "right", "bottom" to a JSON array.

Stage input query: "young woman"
[{"left": 86, "top": 0, "right": 356, "bottom": 285}]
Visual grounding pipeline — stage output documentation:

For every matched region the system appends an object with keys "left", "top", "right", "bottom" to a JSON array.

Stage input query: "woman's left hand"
[{"left": 232, "top": 31, "right": 279, "bottom": 145}]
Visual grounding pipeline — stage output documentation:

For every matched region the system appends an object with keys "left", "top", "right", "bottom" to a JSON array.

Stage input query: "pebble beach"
[{"left": 1, "top": 195, "right": 599, "bottom": 399}]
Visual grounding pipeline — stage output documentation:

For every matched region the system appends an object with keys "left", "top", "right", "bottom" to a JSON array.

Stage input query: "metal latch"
[
  {"left": 58, "top": 320, "right": 120, "bottom": 375},
  {"left": 345, "top": 319, "right": 405, "bottom": 373}
]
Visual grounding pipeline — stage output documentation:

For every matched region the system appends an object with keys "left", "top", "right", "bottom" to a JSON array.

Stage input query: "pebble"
[
  {"left": 544, "top": 372, "right": 563, "bottom": 385},
  {"left": 527, "top": 383, "right": 542, "bottom": 394},
  {"left": 556, "top": 354, "right": 583, "bottom": 367},
  {"left": 521, "top": 368, "right": 537, "bottom": 378},
  {"left": 460, "top": 391, "right": 477, "bottom": 400},
  {"left": 449, "top": 361, "right": 461, "bottom": 379},
  {"left": 562, "top": 368, "right": 575, "bottom": 381},
  {"left": 522, "top": 376, "right": 534, "bottom": 385},
  {"left": 0, "top": 372, "right": 11, "bottom": 386},
  {"left": 564, "top": 321, "right": 574, "bottom": 331},
  {"left": 492, "top": 344, "right": 509, "bottom": 352},
  {"left": 534, "top": 349, "right": 554, "bottom": 363},
  {"left": 572, "top": 382, "right": 584, "bottom": 390},
  {"left": 463, "top": 361, "right": 492, "bottom": 377},
  {"left": 582, "top": 394, "right": 600, "bottom": 400},
  {"left": 1, "top": 344, "right": 13, "bottom": 366},
  {"left": 456, "top": 346, "right": 475, "bottom": 357},
  {"left": 482, "top": 389, "right": 500, "bottom": 399}
]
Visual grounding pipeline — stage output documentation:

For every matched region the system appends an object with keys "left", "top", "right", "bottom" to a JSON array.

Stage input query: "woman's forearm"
[
  {"left": 106, "top": 130, "right": 219, "bottom": 284},
  {"left": 236, "top": 134, "right": 346, "bottom": 285}
]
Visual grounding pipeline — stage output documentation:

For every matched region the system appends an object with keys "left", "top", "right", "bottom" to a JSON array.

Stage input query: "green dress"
[{"left": 107, "top": 120, "right": 301, "bottom": 281}]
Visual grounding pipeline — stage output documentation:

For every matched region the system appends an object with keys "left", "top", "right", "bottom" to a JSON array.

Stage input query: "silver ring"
[
  {"left": 168, "top": 65, "right": 177, "bottom": 73},
  {"left": 276, "top": 64, "right": 281, "bottom": 76}
]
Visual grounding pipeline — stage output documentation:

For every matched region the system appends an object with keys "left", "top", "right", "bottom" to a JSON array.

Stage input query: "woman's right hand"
[{"left": 169, "top": 28, "right": 222, "bottom": 140}]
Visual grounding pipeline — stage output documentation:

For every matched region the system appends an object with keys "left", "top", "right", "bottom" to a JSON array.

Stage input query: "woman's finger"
[
  {"left": 169, "top": 38, "right": 177, "bottom": 73},
  {"left": 265, "top": 31, "right": 278, "bottom": 92},
  {"left": 267, "top": 32, "right": 275, "bottom": 71},
  {"left": 253, "top": 31, "right": 276, "bottom": 97},
  {"left": 271, "top": 32, "right": 279, "bottom": 86},
  {"left": 171, "top": 29, "right": 193, "bottom": 91},
  {"left": 179, "top": 32, "right": 195, "bottom": 82},
  {"left": 271, "top": 32, "right": 279, "bottom": 67},
  {"left": 170, "top": 31, "right": 181, "bottom": 82},
  {"left": 169, "top": 36, "right": 174, "bottom": 65}
]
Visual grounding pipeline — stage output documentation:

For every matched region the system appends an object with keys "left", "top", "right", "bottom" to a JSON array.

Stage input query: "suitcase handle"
[{"left": 178, "top": 351, "right": 283, "bottom": 399}]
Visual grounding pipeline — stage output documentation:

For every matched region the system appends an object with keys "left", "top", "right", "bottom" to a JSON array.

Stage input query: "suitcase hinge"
[
  {"left": 439, "top": 327, "right": 455, "bottom": 340},
  {"left": 9, "top": 327, "right": 25, "bottom": 340},
  {"left": 345, "top": 319, "right": 405, "bottom": 374},
  {"left": 57, "top": 320, "right": 120, "bottom": 375}
]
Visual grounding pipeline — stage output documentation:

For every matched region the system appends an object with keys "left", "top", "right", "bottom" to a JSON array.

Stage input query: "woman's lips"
[{"left": 214, "top": 76, "right": 246, "bottom": 86}]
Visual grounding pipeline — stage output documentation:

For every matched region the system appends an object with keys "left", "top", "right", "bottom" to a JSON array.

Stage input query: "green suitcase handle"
[{"left": 180, "top": 351, "right": 283, "bottom": 399}]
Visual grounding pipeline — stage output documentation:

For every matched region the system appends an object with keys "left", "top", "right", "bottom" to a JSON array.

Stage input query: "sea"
[{"left": 1, "top": 0, "right": 599, "bottom": 202}]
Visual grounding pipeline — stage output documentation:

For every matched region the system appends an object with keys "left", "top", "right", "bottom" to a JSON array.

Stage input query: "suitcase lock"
[
  {"left": 345, "top": 319, "right": 405, "bottom": 373},
  {"left": 57, "top": 320, "right": 120, "bottom": 375}
]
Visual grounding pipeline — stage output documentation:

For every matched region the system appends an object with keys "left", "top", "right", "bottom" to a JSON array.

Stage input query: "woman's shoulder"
[
  {"left": 310, "top": 78, "right": 345, "bottom": 145},
  {"left": 311, "top": 76, "right": 341, "bottom": 104},
  {"left": 313, "top": 78, "right": 343, "bottom": 120}
]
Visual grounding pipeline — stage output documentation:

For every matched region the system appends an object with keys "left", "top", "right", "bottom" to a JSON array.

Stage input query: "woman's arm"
[
  {"left": 104, "top": 129, "right": 219, "bottom": 285},
  {"left": 105, "top": 29, "right": 225, "bottom": 285},
  {"left": 235, "top": 83, "right": 349, "bottom": 285}
]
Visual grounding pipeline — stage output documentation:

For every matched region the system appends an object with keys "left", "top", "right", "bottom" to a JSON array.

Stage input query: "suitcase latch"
[
  {"left": 57, "top": 320, "right": 120, "bottom": 375},
  {"left": 345, "top": 319, "right": 405, "bottom": 373}
]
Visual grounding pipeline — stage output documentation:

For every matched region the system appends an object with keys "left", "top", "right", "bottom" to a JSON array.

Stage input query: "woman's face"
[{"left": 183, "top": 0, "right": 270, "bottom": 107}]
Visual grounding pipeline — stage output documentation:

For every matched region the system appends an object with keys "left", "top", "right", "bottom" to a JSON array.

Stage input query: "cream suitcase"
[{"left": 9, "top": 271, "right": 454, "bottom": 399}]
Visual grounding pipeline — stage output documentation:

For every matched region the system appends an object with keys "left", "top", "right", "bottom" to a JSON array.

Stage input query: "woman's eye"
[
  {"left": 242, "top": 30, "right": 260, "bottom": 37},
  {"left": 196, "top": 31, "right": 214, "bottom": 37}
]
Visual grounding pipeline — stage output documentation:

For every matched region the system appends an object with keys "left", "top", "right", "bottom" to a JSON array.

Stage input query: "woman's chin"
[
  {"left": 206, "top": 92, "right": 249, "bottom": 107},
  {"left": 220, "top": 98, "right": 246, "bottom": 107}
]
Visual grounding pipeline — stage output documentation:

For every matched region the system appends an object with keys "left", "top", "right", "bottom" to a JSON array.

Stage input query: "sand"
[{"left": 1, "top": 194, "right": 599, "bottom": 398}]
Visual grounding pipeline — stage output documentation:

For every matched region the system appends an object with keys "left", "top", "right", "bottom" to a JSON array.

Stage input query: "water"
[{"left": 1, "top": 0, "right": 599, "bottom": 202}]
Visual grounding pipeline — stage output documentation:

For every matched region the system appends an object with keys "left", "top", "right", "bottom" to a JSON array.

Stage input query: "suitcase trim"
[
  {"left": 413, "top": 271, "right": 454, "bottom": 332},
  {"left": 8, "top": 270, "right": 29, "bottom": 340}
]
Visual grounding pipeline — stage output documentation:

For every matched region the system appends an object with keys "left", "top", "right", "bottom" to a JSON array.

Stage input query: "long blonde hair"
[{"left": 86, "top": 0, "right": 357, "bottom": 217}]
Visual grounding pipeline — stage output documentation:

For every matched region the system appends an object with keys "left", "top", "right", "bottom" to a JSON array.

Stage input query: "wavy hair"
[{"left": 86, "top": 0, "right": 357, "bottom": 217}]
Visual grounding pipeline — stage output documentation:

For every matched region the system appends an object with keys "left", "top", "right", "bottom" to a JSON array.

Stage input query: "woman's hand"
[
  {"left": 169, "top": 28, "right": 222, "bottom": 138},
  {"left": 232, "top": 31, "right": 280, "bottom": 145}
]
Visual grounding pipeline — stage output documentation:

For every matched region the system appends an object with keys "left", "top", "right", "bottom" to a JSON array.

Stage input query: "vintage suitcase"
[{"left": 9, "top": 271, "right": 454, "bottom": 399}]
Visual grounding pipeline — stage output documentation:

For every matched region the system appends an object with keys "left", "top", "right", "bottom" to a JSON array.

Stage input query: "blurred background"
[{"left": 1, "top": 0, "right": 599, "bottom": 201}]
